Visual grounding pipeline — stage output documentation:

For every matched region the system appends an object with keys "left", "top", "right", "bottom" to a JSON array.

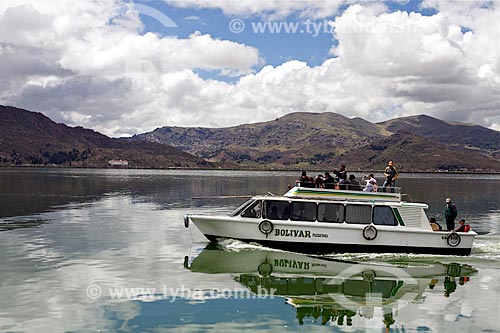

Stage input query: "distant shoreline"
[{"left": 1, "top": 165, "right": 499, "bottom": 174}]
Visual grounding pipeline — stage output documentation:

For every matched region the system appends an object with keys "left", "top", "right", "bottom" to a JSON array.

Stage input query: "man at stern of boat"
[{"left": 444, "top": 197, "right": 458, "bottom": 231}]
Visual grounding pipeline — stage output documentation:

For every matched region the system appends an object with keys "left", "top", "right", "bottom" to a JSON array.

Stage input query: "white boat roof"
[
  {"left": 252, "top": 186, "right": 428, "bottom": 208},
  {"left": 285, "top": 186, "right": 400, "bottom": 201}
]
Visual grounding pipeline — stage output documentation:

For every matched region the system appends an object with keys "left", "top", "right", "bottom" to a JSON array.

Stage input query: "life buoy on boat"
[
  {"left": 363, "top": 225, "right": 377, "bottom": 240},
  {"left": 184, "top": 215, "right": 190, "bottom": 228},
  {"left": 361, "top": 270, "right": 376, "bottom": 281},
  {"left": 258, "top": 261, "right": 273, "bottom": 276},
  {"left": 446, "top": 263, "right": 462, "bottom": 277},
  {"left": 258, "top": 220, "right": 274, "bottom": 237},
  {"left": 447, "top": 231, "right": 461, "bottom": 247}
]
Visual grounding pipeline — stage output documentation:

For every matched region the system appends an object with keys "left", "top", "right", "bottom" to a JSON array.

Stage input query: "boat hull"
[
  {"left": 188, "top": 215, "right": 475, "bottom": 256},
  {"left": 188, "top": 246, "right": 477, "bottom": 277},
  {"left": 204, "top": 234, "right": 472, "bottom": 255}
]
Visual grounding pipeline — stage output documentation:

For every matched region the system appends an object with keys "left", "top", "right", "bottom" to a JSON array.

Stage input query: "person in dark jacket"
[
  {"left": 444, "top": 197, "right": 458, "bottom": 231},
  {"left": 337, "top": 164, "right": 348, "bottom": 190},
  {"left": 348, "top": 174, "right": 362, "bottom": 191},
  {"left": 382, "top": 160, "right": 398, "bottom": 192},
  {"left": 298, "top": 171, "right": 314, "bottom": 188},
  {"left": 323, "top": 172, "right": 337, "bottom": 189}
]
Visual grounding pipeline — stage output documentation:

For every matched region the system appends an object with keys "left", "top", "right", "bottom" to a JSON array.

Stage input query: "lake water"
[{"left": 0, "top": 168, "right": 499, "bottom": 333}]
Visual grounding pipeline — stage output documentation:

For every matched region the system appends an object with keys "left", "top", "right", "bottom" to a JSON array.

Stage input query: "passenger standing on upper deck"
[
  {"left": 444, "top": 197, "right": 458, "bottom": 231},
  {"left": 338, "top": 164, "right": 348, "bottom": 190},
  {"left": 383, "top": 161, "right": 398, "bottom": 193}
]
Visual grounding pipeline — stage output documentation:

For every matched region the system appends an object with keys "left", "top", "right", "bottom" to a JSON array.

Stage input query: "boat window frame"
[
  {"left": 290, "top": 201, "right": 317, "bottom": 222},
  {"left": 317, "top": 202, "right": 345, "bottom": 223},
  {"left": 263, "top": 200, "right": 291, "bottom": 221},
  {"left": 372, "top": 205, "right": 398, "bottom": 226},
  {"left": 345, "top": 204, "right": 373, "bottom": 224},
  {"left": 241, "top": 200, "right": 262, "bottom": 219},
  {"left": 230, "top": 199, "right": 255, "bottom": 217}
]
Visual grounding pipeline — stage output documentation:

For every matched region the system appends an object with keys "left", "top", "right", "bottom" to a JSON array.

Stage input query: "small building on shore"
[{"left": 108, "top": 159, "right": 129, "bottom": 167}]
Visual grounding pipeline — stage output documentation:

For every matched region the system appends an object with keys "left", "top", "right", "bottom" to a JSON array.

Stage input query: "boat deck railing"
[{"left": 295, "top": 181, "right": 402, "bottom": 194}]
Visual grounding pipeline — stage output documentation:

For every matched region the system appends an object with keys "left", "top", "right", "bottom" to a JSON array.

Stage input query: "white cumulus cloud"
[
  {"left": 0, "top": 0, "right": 498, "bottom": 136},
  {"left": 164, "top": 0, "right": 348, "bottom": 19}
]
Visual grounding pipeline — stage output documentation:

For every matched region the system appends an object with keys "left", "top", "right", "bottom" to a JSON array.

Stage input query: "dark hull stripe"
[{"left": 204, "top": 234, "right": 472, "bottom": 256}]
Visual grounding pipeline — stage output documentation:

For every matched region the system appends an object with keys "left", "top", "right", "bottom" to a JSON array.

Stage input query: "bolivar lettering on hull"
[
  {"left": 274, "top": 229, "right": 311, "bottom": 238},
  {"left": 274, "top": 259, "right": 310, "bottom": 270}
]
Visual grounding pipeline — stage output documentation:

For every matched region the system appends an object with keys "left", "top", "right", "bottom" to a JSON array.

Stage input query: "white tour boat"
[{"left": 184, "top": 186, "right": 476, "bottom": 255}]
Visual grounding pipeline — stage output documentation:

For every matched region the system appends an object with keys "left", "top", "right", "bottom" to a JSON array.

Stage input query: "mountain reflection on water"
[{"left": 186, "top": 244, "right": 477, "bottom": 330}]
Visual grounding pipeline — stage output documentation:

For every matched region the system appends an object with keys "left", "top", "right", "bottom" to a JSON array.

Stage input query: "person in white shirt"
[{"left": 362, "top": 174, "right": 378, "bottom": 192}]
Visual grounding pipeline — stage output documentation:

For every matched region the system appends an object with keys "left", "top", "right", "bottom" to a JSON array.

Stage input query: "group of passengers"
[
  {"left": 297, "top": 161, "right": 399, "bottom": 193},
  {"left": 297, "top": 166, "right": 380, "bottom": 192},
  {"left": 428, "top": 197, "right": 471, "bottom": 232},
  {"left": 429, "top": 217, "right": 470, "bottom": 233}
]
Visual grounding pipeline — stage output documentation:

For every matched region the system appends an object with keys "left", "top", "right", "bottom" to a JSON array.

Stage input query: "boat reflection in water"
[{"left": 185, "top": 244, "right": 476, "bottom": 330}]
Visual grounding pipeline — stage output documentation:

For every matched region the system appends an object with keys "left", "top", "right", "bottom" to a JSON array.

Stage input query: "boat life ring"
[
  {"left": 258, "top": 220, "right": 274, "bottom": 237},
  {"left": 361, "top": 270, "right": 376, "bottom": 281},
  {"left": 446, "top": 263, "right": 462, "bottom": 277},
  {"left": 184, "top": 214, "right": 190, "bottom": 228},
  {"left": 447, "top": 232, "right": 461, "bottom": 247},
  {"left": 363, "top": 225, "right": 378, "bottom": 240},
  {"left": 258, "top": 261, "right": 273, "bottom": 276}
]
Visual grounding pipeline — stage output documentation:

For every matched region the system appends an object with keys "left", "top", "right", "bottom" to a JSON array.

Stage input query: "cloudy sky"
[{"left": 0, "top": 0, "right": 498, "bottom": 137}]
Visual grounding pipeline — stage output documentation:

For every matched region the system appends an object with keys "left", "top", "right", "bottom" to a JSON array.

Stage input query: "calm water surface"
[{"left": 0, "top": 168, "right": 499, "bottom": 333}]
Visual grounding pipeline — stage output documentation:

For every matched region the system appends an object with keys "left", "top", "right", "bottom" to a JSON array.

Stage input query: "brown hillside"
[
  {"left": 132, "top": 112, "right": 500, "bottom": 172},
  {"left": 337, "top": 133, "right": 500, "bottom": 172},
  {"left": 0, "top": 105, "right": 213, "bottom": 168},
  {"left": 131, "top": 112, "right": 390, "bottom": 168},
  {"left": 378, "top": 114, "right": 500, "bottom": 152}
]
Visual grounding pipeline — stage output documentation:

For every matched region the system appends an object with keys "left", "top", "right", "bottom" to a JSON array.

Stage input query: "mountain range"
[
  {"left": 1, "top": 105, "right": 499, "bottom": 172},
  {"left": 130, "top": 112, "right": 500, "bottom": 172},
  {"left": 0, "top": 105, "right": 213, "bottom": 168}
]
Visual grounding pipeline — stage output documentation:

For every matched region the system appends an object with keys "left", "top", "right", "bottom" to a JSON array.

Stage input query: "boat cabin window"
[
  {"left": 264, "top": 200, "right": 290, "bottom": 220},
  {"left": 230, "top": 199, "right": 254, "bottom": 217},
  {"left": 291, "top": 201, "right": 316, "bottom": 222},
  {"left": 372, "top": 206, "right": 398, "bottom": 226},
  {"left": 345, "top": 205, "right": 372, "bottom": 224},
  {"left": 317, "top": 203, "right": 345, "bottom": 223},
  {"left": 241, "top": 200, "right": 262, "bottom": 218}
]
